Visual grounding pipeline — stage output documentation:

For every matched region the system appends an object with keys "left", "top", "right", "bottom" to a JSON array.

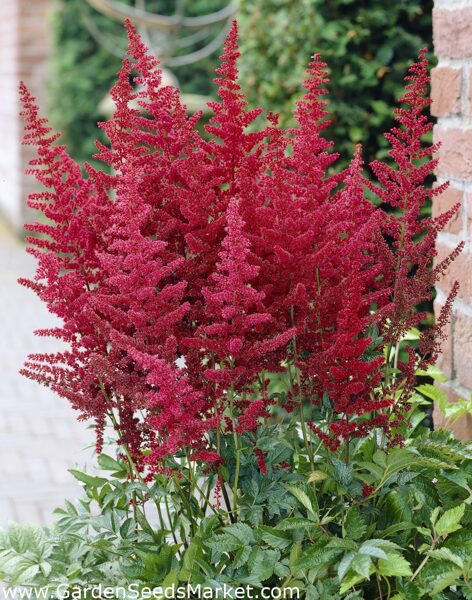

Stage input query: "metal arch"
[
  {"left": 165, "top": 19, "right": 232, "bottom": 67},
  {"left": 85, "top": 0, "right": 237, "bottom": 32}
]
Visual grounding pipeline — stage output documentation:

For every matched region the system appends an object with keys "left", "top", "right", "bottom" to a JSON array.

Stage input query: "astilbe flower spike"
[
  {"left": 18, "top": 82, "right": 112, "bottom": 438},
  {"left": 19, "top": 21, "right": 461, "bottom": 471},
  {"left": 367, "top": 48, "right": 463, "bottom": 406}
]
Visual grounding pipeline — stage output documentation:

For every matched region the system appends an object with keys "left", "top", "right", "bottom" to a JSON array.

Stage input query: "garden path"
[{"left": 0, "top": 221, "right": 94, "bottom": 527}]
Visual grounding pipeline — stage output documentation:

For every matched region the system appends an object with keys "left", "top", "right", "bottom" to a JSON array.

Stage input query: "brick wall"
[
  {"left": 0, "top": 0, "right": 50, "bottom": 231},
  {"left": 432, "top": 0, "right": 472, "bottom": 439}
]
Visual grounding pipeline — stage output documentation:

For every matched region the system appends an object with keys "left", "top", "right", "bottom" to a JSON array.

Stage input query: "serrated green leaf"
[
  {"left": 378, "top": 522, "right": 414, "bottom": 538},
  {"left": 337, "top": 551, "right": 356, "bottom": 581},
  {"left": 416, "top": 384, "right": 447, "bottom": 403},
  {"left": 385, "top": 448, "right": 416, "bottom": 475},
  {"left": 16, "top": 564, "right": 40, "bottom": 584},
  {"left": 294, "top": 545, "right": 343, "bottom": 571},
  {"left": 416, "top": 365, "right": 446, "bottom": 381},
  {"left": 289, "top": 542, "right": 302, "bottom": 569},
  {"left": 351, "top": 553, "right": 372, "bottom": 579},
  {"left": 422, "top": 561, "right": 463, "bottom": 595},
  {"left": 307, "top": 470, "right": 329, "bottom": 483},
  {"left": 224, "top": 523, "right": 256, "bottom": 544},
  {"left": 162, "top": 571, "right": 179, "bottom": 591},
  {"left": 7, "top": 525, "right": 32, "bottom": 554},
  {"left": 428, "top": 547, "right": 464, "bottom": 568},
  {"left": 97, "top": 453, "right": 126, "bottom": 473},
  {"left": 233, "top": 545, "right": 252, "bottom": 569},
  {"left": 179, "top": 539, "right": 202, "bottom": 582},
  {"left": 415, "top": 455, "right": 458, "bottom": 470},
  {"left": 383, "top": 491, "right": 412, "bottom": 523},
  {"left": 435, "top": 504, "right": 465, "bottom": 537},
  {"left": 373, "top": 451, "right": 387, "bottom": 468},
  {"left": 285, "top": 485, "right": 317, "bottom": 518},
  {"left": 358, "top": 542, "right": 387, "bottom": 560},
  {"left": 356, "top": 461, "right": 384, "bottom": 481},
  {"left": 39, "top": 561, "right": 51, "bottom": 577},
  {"left": 339, "top": 571, "right": 366, "bottom": 595},
  {"left": 275, "top": 517, "right": 317, "bottom": 531},
  {"left": 364, "top": 539, "right": 402, "bottom": 551},
  {"left": 404, "top": 327, "right": 421, "bottom": 341},
  {"left": 260, "top": 526, "right": 291, "bottom": 550},
  {"left": 344, "top": 506, "right": 366, "bottom": 541},
  {"left": 205, "top": 532, "right": 243, "bottom": 554},
  {"left": 331, "top": 458, "right": 353, "bottom": 487},
  {"left": 68, "top": 469, "right": 108, "bottom": 487},
  {"left": 327, "top": 538, "right": 358, "bottom": 551},
  {"left": 431, "top": 507, "right": 440, "bottom": 526},
  {"left": 248, "top": 548, "right": 279, "bottom": 582},
  {"left": 377, "top": 553, "right": 412, "bottom": 577}
]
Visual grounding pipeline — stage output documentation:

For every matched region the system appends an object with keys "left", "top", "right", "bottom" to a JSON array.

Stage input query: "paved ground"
[{"left": 0, "top": 220, "right": 94, "bottom": 527}]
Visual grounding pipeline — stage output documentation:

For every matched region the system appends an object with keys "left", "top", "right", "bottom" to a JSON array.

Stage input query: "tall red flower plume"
[
  {"left": 19, "top": 24, "right": 461, "bottom": 468},
  {"left": 367, "top": 49, "right": 463, "bottom": 402}
]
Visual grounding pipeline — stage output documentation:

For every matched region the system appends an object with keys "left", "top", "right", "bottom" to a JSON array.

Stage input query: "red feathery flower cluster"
[{"left": 19, "top": 21, "right": 460, "bottom": 466}]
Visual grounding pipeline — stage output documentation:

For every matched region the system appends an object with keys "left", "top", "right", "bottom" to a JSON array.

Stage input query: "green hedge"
[
  {"left": 48, "top": 0, "right": 227, "bottom": 163},
  {"left": 237, "top": 0, "right": 433, "bottom": 167}
]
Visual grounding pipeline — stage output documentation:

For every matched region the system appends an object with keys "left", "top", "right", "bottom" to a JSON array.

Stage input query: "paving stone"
[{"left": 0, "top": 223, "right": 94, "bottom": 528}]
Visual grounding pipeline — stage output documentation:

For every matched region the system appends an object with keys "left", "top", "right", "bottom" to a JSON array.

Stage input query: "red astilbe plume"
[
  {"left": 190, "top": 199, "right": 295, "bottom": 398},
  {"left": 94, "top": 20, "right": 200, "bottom": 254},
  {"left": 127, "top": 349, "right": 217, "bottom": 469},
  {"left": 289, "top": 54, "right": 343, "bottom": 204},
  {"left": 233, "top": 52, "right": 388, "bottom": 446},
  {"left": 181, "top": 21, "right": 270, "bottom": 332},
  {"left": 367, "top": 49, "right": 463, "bottom": 395},
  {"left": 83, "top": 25, "right": 219, "bottom": 465},
  {"left": 301, "top": 149, "right": 388, "bottom": 444},
  {"left": 253, "top": 56, "right": 343, "bottom": 338},
  {"left": 84, "top": 165, "right": 194, "bottom": 465},
  {"left": 205, "top": 20, "right": 268, "bottom": 196},
  {"left": 180, "top": 22, "right": 290, "bottom": 397},
  {"left": 18, "top": 82, "right": 114, "bottom": 443},
  {"left": 18, "top": 25, "right": 210, "bottom": 463}
]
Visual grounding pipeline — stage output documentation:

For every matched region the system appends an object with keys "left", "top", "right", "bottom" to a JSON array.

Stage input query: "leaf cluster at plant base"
[{"left": 1, "top": 425, "right": 471, "bottom": 599}]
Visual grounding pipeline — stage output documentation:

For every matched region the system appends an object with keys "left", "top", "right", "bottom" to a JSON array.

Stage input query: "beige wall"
[{"left": 0, "top": 0, "right": 50, "bottom": 231}]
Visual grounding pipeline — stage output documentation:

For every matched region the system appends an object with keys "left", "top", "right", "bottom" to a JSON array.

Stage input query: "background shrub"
[{"left": 237, "top": 0, "right": 433, "bottom": 167}]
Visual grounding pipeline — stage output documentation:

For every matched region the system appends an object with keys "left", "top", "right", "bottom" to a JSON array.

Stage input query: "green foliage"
[
  {"left": 428, "top": 381, "right": 472, "bottom": 429},
  {"left": 2, "top": 419, "right": 472, "bottom": 598},
  {"left": 4, "top": 360, "right": 465, "bottom": 597},
  {"left": 237, "top": 0, "right": 433, "bottom": 167},
  {"left": 48, "top": 0, "right": 227, "bottom": 162}
]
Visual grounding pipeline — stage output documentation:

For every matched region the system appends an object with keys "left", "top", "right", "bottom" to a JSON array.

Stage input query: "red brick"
[
  {"left": 453, "top": 311, "right": 472, "bottom": 390},
  {"left": 467, "top": 193, "right": 472, "bottom": 240},
  {"left": 432, "top": 185, "right": 463, "bottom": 235},
  {"left": 431, "top": 66, "right": 462, "bottom": 117},
  {"left": 434, "top": 8, "right": 472, "bottom": 58},
  {"left": 435, "top": 243, "right": 472, "bottom": 304},
  {"left": 434, "top": 300, "right": 454, "bottom": 379},
  {"left": 434, "top": 126, "right": 472, "bottom": 179},
  {"left": 433, "top": 383, "right": 472, "bottom": 441}
]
